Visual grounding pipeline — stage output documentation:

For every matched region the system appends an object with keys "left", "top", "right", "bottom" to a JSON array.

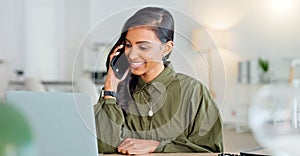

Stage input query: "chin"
[{"left": 131, "top": 69, "right": 144, "bottom": 76}]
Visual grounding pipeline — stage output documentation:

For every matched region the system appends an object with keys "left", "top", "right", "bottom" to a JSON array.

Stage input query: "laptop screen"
[{"left": 6, "top": 91, "right": 98, "bottom": 156}]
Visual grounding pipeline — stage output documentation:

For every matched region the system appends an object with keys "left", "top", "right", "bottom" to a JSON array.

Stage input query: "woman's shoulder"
[
  {"left": 173, "top": 72, "right": 209, "bottom": 92},
  {"left": 164, "top": 65, "right": 208, "bottom": 92},
  {"left": 175, "top": 73, "right": 203, "bottom": 85}
]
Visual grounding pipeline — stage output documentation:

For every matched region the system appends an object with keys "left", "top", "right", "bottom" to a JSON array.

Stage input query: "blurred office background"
[{"left": 1, "top": 0, "right": 300, "bottom": 151}]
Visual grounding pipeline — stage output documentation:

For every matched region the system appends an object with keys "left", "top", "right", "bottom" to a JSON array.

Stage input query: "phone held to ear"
[{"left": 110, "top": 46, "right": 130, "bottom": 79}]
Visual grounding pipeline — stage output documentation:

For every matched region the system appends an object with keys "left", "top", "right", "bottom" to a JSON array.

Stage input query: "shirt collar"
[{"left": 135, "top": 63, "right": 176, "bottom": 93}]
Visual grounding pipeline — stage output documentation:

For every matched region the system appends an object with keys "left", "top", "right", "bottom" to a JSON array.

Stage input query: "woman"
[{"left": 94, "top": 7, "right": 223, "bottom": 155}]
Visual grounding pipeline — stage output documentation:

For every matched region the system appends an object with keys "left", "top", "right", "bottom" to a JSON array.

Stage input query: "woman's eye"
[
  {"left": 125, "top": 43, "right": 131, "bottom": 48},
  {"left": 124, "top": 43, "right": 132, "bottom": 51},
  {"left": 139, "top": 45, "right": 150, "bottom": 51}
]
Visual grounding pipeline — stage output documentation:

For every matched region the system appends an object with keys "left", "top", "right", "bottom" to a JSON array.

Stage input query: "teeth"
[
  {"left": 132, "top": 62, "right": 144, "bottom": 66},
  {"left": 131, "top": 62, "right": 144, "bottom": 68}
]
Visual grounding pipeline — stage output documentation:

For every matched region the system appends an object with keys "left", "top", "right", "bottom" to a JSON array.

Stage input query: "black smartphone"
[{"left": 110, "top": 46, "right": 130, "bottom": 79}]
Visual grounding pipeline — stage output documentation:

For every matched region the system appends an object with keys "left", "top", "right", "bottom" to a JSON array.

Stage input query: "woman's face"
[{"left": 124, "top": 27, "right": 166, "bottom": 77}]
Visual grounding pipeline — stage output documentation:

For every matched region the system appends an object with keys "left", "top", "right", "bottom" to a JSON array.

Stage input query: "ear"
[{"left": 162, "top": 41, "right": 174, "bottom": 56}]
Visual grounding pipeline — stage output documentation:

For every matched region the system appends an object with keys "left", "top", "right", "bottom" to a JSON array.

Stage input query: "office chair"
[
  {"left": 0, "top": 60, "right": 13, "bottom": 100},
  {"left": 73, "top": 77, "right": 100, "bottom": 105},
  {"left": 25, "top": 77, "right": 46, "bottom": 92}
]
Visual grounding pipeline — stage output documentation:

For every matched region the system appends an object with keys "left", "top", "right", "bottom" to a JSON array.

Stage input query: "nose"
[{"left": 127, "top": 47, "right": 139, "bottom": 60}]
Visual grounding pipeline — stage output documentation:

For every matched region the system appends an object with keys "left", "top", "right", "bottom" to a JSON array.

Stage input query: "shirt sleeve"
[
  {"left": 155, "top": 84, "right": 224, "bottom": 153},
  {"left": 94, "top": 97, "right": 125, "bottom": 154}
]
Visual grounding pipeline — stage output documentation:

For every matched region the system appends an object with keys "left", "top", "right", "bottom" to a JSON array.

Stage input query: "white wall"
[
  {"left": 0, "top": 0, "right": 90, "bottom": 81},
  {"left": 23, "top": 0, "right": 65, "bottom": 81},
  {"left": 64, "top": 0, "right": 89, "bottom": 80},
  {"left": 186, "top": 0, "right": 300, "bottom": 123},
  {"left": 0, "top": 0, "right": 24, "bottom": 71}
]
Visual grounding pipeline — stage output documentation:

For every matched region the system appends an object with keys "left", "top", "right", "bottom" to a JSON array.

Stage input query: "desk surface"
[{"left": 100, "top": 153, "right": 220, "bottom": 156}]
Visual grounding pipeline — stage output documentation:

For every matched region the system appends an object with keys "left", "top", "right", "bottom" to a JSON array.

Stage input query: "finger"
[
  {"left": 117, "top": 147, "right": 128, "bottom": 154},
  {"left": 121, "top": 150, "right": 128, "bottom": 155},
  {"left": 119, "top": 140, "right": 134, "bottom": 152},
  {"left": 114, "top": 44, "right": 124, "bottom": 53},
  {"left": 118, "top": 147, "right": 130, "bottom": 155},
  {"left": 127, "top": 143, "right": 157, "bottom": 155},
  {"left": 117, "top": 148, "right": 128, "bottom": 155},
  {"left": 117, "top": 138, "right": 130, "bottom": 153},
  {"left": 127, "top": 149, "right": 151, "bottom": 155},
  {"left": 110, "top": 45, "right": 124, "bottom": 61}
]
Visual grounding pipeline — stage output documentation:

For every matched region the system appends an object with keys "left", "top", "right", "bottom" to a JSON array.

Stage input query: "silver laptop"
[{"left": 6, "top": 91, "right": 98, "bottom": 156}]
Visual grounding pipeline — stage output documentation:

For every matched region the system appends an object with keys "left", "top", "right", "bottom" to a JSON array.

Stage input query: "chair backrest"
[
  {"left": 0, "top": 60, "right": 13, "bottom": 99},
  {"left": 289, "top": 59, "right": 300, "bottom": 88},
  {"left": 73, "top": 77, "right": 100, "bottom": 105},
  {"left": 24, "top": 77, "right": 46, "bottom": 92}
]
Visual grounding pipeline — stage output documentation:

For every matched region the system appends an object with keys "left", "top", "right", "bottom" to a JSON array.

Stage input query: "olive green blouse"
[{"left": 94, "top": 64, "right": 223, "bottom": 153}]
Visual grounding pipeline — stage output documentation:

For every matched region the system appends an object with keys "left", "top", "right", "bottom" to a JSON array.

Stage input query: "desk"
[
  {"left": 100, "top": 153, "right": 219, "bottom": 156},
  {"left": 8, "top": 80, "right": 75, "bottom": 92},
  {"left": 8, "top": 80, "right": 104, "bottom": 92}
]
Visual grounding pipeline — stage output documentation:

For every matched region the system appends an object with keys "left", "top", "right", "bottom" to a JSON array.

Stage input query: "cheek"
[{"left": 144, "top": 49, "right": 163, "bottom": 61}]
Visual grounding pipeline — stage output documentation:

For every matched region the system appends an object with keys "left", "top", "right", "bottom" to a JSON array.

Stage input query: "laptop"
[
  {"left": 6, "top": 91, "right": 98, "bottom": 156},
  {"left": 240, "top": 147, "right": 270, "bottom": 156}
]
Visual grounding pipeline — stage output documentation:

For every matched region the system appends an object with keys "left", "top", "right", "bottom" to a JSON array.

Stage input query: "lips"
[{"left": 130, "top": 62, "right": 145, "bottom": 68}]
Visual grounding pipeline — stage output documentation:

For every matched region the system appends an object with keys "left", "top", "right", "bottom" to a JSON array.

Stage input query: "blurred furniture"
[
  {"left": 9, "top": 80, "right": 74, "bottom": 92},
  {"left": 83, "top": 42, "right": 109, "bottom": 84},
  {"left": 24, "top": 77, "right": 46, "bottom": 92},
  {"left": 73, "top": 77, "right": 100, "bottom": 105},
  {"left": 234, "top": 84, "right": 263, "bottom": 133},
  {"left": 43, "top": 81, "right": 73, "bottom": 92},
  {"left": 289, "top": 59, "right": 300, "bottom": 88},
  {"left": 0, "top": 60, "right": 13, "bottom": 100}
]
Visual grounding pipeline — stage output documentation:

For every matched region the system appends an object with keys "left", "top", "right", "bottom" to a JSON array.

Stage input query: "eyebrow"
[{"left": 125, "top": 38, "right": 152, "bottom": 44}]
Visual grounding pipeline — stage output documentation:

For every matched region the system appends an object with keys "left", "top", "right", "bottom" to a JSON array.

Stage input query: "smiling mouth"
[{"left": 130, "top": 62, "right": 145, "bottom": 68}]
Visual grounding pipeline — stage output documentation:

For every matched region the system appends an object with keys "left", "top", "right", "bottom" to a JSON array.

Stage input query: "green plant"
[{"left": 258, "top": 58, "right": 269, "bottom": 72}]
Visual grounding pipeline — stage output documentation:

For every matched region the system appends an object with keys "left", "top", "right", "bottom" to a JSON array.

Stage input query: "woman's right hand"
[{"left": 104, "top": 45, "right": 128, "bottom": 94}]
